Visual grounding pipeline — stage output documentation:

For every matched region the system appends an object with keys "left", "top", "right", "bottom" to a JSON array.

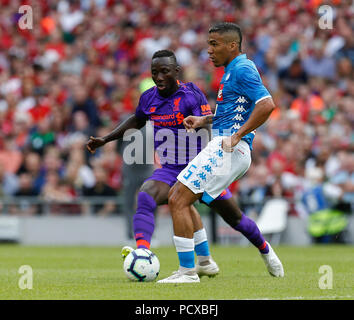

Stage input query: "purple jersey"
[{"left": 135, "top": 82, "right": 212, "bottom": 169}]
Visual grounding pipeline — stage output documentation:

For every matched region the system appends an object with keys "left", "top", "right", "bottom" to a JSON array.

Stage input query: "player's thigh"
[
  {"left": 139, "top": 180, "right": 171, "bottom": 205},
  {"left": 169, "top": 181, "right": 201, "bottom": 209}
]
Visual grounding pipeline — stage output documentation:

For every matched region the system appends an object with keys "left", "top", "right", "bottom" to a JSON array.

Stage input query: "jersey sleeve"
[
  {"left": 188, "top": 83, "right": 213, "bottom": 116},
  {"left": 135, "top": 93, "right": 149, "bottom": 121},
  {"left": 236, "top": 65, "right": 271, "bottom": 104}
]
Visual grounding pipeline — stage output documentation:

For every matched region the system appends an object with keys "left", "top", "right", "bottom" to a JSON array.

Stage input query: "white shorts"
[{"left": 177, "top": 136, "right": 251, "bottom": 204}]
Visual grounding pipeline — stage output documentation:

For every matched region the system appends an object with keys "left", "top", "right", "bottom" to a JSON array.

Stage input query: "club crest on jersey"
[
  {"left": 149, "top": 106, "right": 157, "bottom": 113},
  {"left": 176, "top": 112, "right": 184, "bottom": 125},
  {"left": 173, "top": 97, "right": 181, "bottom": 111},
  {"left": 217, "top": 84, "right": 224, "bottom": 102}
]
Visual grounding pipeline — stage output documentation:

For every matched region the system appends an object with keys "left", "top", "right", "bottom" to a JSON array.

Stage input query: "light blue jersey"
[{"left": 212, "top": 54, "right": 271, "bottom": 150}]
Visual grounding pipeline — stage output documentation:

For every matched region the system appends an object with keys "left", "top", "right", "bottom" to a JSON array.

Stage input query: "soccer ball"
[{"left": 123, "top": 248, "right": 160, "bottom": 282}]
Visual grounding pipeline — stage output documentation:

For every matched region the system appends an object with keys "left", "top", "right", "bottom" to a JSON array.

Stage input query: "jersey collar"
[{"left": 225, "top": 53, "right": 247, "bottom": 72}]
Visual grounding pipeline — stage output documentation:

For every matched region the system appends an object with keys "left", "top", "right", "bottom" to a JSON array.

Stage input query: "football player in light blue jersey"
[
  {"left": 212, "top": 50, "right": 272, "bottom": 149},
  {"left": 158, "top": 22, "right": 284, "bottom": 283}
]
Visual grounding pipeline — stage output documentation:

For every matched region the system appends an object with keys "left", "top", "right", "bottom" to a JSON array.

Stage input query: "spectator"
[
  {"left": 68, "top": 110, "right": 93, "bottom": 138},
  {"left": 28, "top": 116, "right": 55, "bottom": 155},
  {"left": 303, "top": 39, "right": 336, "bottom": 80},
  {"left": 17, "top": 151, "right": 45, "bottom": 194},
  {"left": 41, "top": 170, "right": 80, "bottom": 215},
  {"left": 82, "top": 166, "right": 117, "bottom": 216},
  {"left": 278, "top": 59, "right": 308, "bottom": 97},
  {"left": 65, "top": 148, "right": 95, "bottom": 190},
  {"left": 290, "top": 84, "right": 324, "bottom": 122},
  {"left": 71, "top": 85, "right": 101, "bottom": 131},
  {"left": 330, "top": 152, "right": 354, "bottom": 207},
  {"left": 0, "top": 137, "right": 23, "bottom": 174},
  {"left": 59, "top": 45, "right": 85, "bottom": 76},
  {"left": 0, "top": 161, "right": 18, "bottom": 196},
  {"left": 334, "top": 23, "right": 354, "bottom": 65},
  {"left": 9, "top": 172, "right": 40, "bottom": 216}
]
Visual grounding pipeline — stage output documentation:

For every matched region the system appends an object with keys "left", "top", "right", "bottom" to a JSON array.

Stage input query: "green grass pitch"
[{"left": 0, "top": 244, "right": 353, "bottom": 300}]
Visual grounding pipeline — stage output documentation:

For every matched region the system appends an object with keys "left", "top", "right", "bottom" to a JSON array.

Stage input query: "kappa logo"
[
  {"left": 234, "top": 105, "right": 246, "bottom": 113},
  {"left": 217, "top": 84, "right": 224, "bottom": 102},
  {"left": 149, "top": 106, "right": 156, "bottom": 113},
  {"left": 233, "top": 123, "right": 241, "bottom": 130},
  {"left": 232, "top": 114, "right": 244, "bottom": 121},
  {"left": 235, "top": 96, "right": 247, "bottom": 104}
]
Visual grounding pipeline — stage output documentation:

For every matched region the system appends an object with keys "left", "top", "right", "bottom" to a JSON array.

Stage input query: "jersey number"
[{"left": 183, "top": 164, "right": 197, "bottom": 180}]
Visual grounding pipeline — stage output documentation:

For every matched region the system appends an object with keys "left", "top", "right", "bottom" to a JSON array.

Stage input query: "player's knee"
[
  {"left": 139, "top": 184, "right": 158, "bottom": 203},
  {"left": 168, "top": 187, "right": 178, "bottom": 209},
  {"left": 136, "top": 191, "right": 157, "bottom": 212},
  {"left": 234, "top": 215, "right": 242, "bottom": 227},
  {"left": 168, "top": 184, "right": 183, "bottom": 210}
]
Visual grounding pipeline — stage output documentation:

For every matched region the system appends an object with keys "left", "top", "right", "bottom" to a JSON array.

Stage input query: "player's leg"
[
  {"left": 132, "top": 166, "right": 217, "bottom": 271},
  {"left": 133, "top": 179, "right": 170, "bottom": 249},
  {"left": 123, "top": 166, "right": 217, "bottom": 268},
  {"left": 161, "top": 137, "right": 283, "bottom": 280},
  {"left": 209, "top": 196, "right": 269, "bottom": 253},
  {"left": 157, "top": 182, "right": 202, "bottom": 283},
  {"left": 190, "top": 205, "right": 219, "bottom": 277},
  {"left": 158, "top": 137, "right": 224, "bottom": 283},
  {"left": 121, "top": 178, "right": 169, "bottom": 258},
  {"left": 195, "top": 137, "right": 267, "bottom": 254},
  {"left": 190, "top": 205, "right": 210, "bottom": 259},
  {"left": 209, "top": 192, "right": 284, "bottom": 277}
]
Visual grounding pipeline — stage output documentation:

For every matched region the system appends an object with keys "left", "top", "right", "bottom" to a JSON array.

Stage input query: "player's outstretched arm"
[
  {"left": 86, "top": 114, "right": 146, "bottom": 154},
  {"left": 222, "top": 97, "right": 275, "bottom": 152},
  {"left": 183, "top": 115, "right": 214, "bottom": 131}
]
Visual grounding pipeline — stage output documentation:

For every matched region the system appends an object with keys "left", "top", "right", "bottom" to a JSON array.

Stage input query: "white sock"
[
  {"left": 194, "top": 228, "right": 208, "bottom": 246},
  {"left": 194, "top": 228, "right": 211, "bottom": 264},
  {"left": 173, "top": 235, "right": 195, "bottom": 270}
]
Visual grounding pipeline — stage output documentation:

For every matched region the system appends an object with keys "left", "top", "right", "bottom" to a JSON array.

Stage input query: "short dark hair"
[
  {"left": 209, "top": 22, "right": 242, "bottom": 51},
  {"left": 152, "top": 50, "right": 178, "bottom": 65}
]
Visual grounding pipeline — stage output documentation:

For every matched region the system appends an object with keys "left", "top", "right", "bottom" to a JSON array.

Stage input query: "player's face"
[
  {"left": 151, "top": 57, "right": 179, "bottom": 96},
  {"left": 207, "top": 32, "right": 235, "bottom": 67}
]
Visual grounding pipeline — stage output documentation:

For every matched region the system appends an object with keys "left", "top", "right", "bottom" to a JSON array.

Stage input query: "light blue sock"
[
  {"left": 194, "top": 228, "right": 210, "bottom": 258},
  {"left": 195, "top": 241, "right": 210, "bottom": 257},
  {"left": 173, "top": 236, "right": 195, "bottom": 269},
  {"left": 177, "top": 251, "right": 195, "bottom": 268}
]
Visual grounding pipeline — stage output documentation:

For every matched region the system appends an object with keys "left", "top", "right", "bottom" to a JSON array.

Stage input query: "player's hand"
[
  {"left": 222, "top": 134, "right": 241, "bottom": 153},
  {"left": 183, "top": 116, "right": 203, "bottom": 132},
  {"left": 86, "top": 136, "right": 106, "bottom": 154}
]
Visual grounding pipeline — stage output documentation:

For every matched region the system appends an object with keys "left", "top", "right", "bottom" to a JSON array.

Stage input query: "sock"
[
  {"left": 133, "top": 192, "right": 156, "bottom": 249},
  {"left": 193, "top": 228, "right": 211, "bottom": 264},
  {"left": 173, "top": 236, "right": 195, "bottom": 269},
  {"left": 234, "top": 213, "right": 269, "bottom": 254}
]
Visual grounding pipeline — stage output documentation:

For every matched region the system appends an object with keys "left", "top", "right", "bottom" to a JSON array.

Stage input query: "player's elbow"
[
  {"left": 262, "top": 98, "right": 276, "bottom": 115},
  {"left": 266, "top": 98, "right": 276, "bottom": 112}
]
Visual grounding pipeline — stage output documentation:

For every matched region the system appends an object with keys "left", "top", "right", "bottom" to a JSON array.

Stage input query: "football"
[{"left": 123, "top": 248, "right": 160, "bottom": 282}]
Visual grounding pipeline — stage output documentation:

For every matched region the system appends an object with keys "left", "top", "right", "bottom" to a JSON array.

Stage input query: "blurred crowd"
[{"left": 0, "top": 0, "right": 353, "bottom": 217}]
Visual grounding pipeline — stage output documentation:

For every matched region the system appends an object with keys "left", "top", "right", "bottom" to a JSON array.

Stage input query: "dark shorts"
[{"left": 144, "top": 166, "right": 232, "bottom": 203}]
